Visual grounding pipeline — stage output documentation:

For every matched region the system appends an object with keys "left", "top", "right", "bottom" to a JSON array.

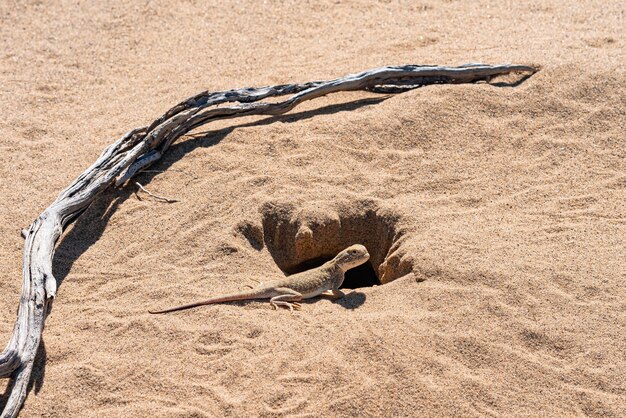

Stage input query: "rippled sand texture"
[{"left": 0, "top": 1, "right": 624, "bottom": 416}]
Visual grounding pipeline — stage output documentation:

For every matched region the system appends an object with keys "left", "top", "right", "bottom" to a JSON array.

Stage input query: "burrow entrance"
[
  {"left": 239, "top": 200, "right": 413, "bottom": 288},
  {"left": 287, "top": 254, "right": 380, "bottom": 289}
]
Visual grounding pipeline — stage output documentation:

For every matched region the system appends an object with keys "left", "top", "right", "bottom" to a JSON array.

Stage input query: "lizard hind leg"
[{"left": 269, "top": 289, "right": 303, "bottom": 312}]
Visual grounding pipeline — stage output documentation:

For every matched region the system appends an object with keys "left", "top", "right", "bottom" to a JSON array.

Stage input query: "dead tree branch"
[{"left": 0, "top": 63, "right": 537, "bottom": 417}]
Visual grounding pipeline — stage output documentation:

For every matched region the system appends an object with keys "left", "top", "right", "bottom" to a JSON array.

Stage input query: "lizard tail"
[{"left": 148, "top": 289, "right": 272, "bottom": 314}]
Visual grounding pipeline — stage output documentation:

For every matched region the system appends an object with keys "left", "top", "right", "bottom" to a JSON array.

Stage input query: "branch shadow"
[
  {"left": 28, "top": 339, "right": 46, "bottom": 395},
  {"left": 488, "top": 72, "right": 535, "bottom": 88}
]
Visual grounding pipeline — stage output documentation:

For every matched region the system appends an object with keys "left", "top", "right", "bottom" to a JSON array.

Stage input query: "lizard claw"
[{"left": 270, "top": 301, "right": 302, "bottom": 312}]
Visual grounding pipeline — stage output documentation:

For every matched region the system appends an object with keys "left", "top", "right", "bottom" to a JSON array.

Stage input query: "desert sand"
[{"left": 1, "top": 0, "right": 625, "bottom": 416}]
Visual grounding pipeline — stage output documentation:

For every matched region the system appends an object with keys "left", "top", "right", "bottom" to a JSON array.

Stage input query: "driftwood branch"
[{"left": 0, "top": 63, "right": 537, "bottom": 417}]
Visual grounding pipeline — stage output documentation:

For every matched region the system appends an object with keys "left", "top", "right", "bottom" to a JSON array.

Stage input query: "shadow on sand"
[{"left": 1, "top": 74, "right": 533, "bottom": 411}]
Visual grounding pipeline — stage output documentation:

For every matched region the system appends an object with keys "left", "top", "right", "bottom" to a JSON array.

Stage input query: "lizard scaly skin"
[{"left": 149, "top": 244, "right": 370, "bottom": 313}]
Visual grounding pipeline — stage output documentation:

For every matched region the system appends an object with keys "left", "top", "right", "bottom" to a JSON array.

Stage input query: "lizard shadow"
[
  {"left": 293, "top": 291, "right": 366, "bottom": 310},
  {"left": 332, "top": 291, "right": 366, "bottom": 309}
]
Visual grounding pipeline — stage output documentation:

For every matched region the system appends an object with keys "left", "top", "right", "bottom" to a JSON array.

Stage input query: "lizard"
[{"left": 149, "top": 244, "right": 370, "bottom": 314}]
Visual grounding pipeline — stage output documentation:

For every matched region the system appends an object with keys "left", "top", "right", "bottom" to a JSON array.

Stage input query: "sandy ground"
[{"left": 1, "top": 0, "right": 625, "bottom": 416}]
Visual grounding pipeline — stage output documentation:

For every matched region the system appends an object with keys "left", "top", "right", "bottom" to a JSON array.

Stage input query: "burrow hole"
[
  {"left": 287, "top": 254, "right": 380, "bottom": 289},
  {"left": 238, "top": 201, "right": 412, "bottom": 288}
]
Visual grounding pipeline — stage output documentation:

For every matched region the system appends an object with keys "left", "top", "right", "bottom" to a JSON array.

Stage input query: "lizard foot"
[{"left": 270, "top": 301, "right": 302, "bottom": 312}]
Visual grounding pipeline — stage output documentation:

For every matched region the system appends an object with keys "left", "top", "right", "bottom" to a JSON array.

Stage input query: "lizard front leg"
[
  {"left": 269, "top": 288, "right": 303, "bottom": 312},
  {"left": 321, "top": 289, "right": 346, "bottom": 300}
]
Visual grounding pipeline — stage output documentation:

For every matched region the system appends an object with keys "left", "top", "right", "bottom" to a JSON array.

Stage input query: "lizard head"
[{"left": 334, "top": 244, "right": 370, "bottom": 271}]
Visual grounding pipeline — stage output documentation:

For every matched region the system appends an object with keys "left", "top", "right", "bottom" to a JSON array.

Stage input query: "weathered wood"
[{"left": 0, "top": 63, "right": 537, "bottom": 417}]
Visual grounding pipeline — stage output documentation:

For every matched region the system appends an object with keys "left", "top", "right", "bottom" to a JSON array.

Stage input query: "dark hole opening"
[{"left": 287, "top": 256, "right": 380, "bottom": 289}]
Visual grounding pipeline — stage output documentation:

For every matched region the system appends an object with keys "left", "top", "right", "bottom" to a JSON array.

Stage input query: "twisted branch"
[{"left": 0, "top": 63, "right": 537, "bottom": 417}]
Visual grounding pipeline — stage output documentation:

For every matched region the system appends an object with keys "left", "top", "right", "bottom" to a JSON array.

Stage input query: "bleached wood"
[{"left": 0, "top": 63, "right": 537, "bottom": 417}]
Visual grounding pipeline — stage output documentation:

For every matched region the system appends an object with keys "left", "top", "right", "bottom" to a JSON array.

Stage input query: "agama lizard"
[{"left": 149, "top": 244, "right": 370, "bottom": 313}]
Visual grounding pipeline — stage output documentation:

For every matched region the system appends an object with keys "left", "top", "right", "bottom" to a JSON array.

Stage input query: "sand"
[{"left": 0, "top": 0, "right": 625, "bottom": 416}]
